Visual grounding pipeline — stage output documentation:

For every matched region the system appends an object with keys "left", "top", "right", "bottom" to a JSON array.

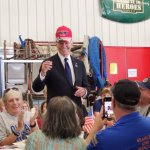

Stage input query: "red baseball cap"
[{"left": 56, "top": 26, "right": 72, "bottom": 42}]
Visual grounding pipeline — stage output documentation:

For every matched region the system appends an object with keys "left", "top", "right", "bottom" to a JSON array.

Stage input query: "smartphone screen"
[{"left": 103, "top": 97, "right": 113, "bottom": 118}]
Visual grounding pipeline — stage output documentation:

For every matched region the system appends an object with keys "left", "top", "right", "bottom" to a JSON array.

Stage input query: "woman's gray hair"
[
  {"left": 3, "top": 88, "right": 22, "bottom": 104},
  {"left": 42, "top": 96, "right": 81, "bottom": 139},
  {"left": 115, "top": 100, "right": 138, "bottom": 111}
]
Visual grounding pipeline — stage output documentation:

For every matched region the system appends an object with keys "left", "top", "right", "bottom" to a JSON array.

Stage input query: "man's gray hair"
[{"left": 115, "top": 100, "right": 138, "bottom": 111}]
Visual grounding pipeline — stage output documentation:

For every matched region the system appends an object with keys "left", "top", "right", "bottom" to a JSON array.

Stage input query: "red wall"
[{"left": 105, "top": 46, "right": 150, "bottom": 84}]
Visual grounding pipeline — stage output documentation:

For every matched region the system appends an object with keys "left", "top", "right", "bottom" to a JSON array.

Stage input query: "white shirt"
[
  {"left": 139, "top": 104, "right": 150, "bottom": 117},
  {"left": 40, "top": 52, "right": 75, "bottom": 85},
  {"left": 58, "top": 52, "right": 75, "bottom": 85}
]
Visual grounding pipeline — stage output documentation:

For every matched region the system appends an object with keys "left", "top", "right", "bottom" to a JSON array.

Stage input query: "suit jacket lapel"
[
  {"left": 71, "top": 56, "right": 79, "bottom": 86},
  {"left": 56, "top": 54, "right": 73, "bottom": 86},
  {"left": 54, "top": 54, "right": 64, "bottom": 72}
]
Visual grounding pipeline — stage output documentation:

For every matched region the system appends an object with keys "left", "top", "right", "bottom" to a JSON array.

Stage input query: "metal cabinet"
[{"left": 0, "top": 59, "right": 43, "bottom": 102}]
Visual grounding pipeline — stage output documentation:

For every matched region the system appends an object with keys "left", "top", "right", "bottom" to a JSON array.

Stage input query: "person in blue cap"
[
  {"left": 138, "top": 77, "right": 150, "bottom": 117},
  {"left": 86, "top": 79, "right": 150, "bottom": 150}
]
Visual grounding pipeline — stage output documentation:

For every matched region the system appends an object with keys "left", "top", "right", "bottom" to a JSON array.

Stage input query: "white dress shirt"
[
  {"left": 58, "top": 52, "right": 75, "bottom": 85},
  {"left": 40, "top": 52, "right": 75, "bottom": 85}
]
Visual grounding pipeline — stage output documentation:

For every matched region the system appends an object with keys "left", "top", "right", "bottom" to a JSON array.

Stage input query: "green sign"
[{"left": 99, "top": 0, "right": 150, "bottom": 23}]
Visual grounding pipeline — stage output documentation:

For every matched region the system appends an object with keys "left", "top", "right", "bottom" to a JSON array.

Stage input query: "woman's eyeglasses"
[{"left": 4, "top": 87, "right": 19, "bottom": 94}]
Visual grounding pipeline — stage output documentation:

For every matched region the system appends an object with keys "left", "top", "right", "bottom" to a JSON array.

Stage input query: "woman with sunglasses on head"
[{"left": 0, "top": 87, "right": 38, "bottom": 146}]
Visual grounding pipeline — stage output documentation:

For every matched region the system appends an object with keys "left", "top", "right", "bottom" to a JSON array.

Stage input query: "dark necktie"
[{"left": 64, "top": 58, "right": 73, "bottom": 85}]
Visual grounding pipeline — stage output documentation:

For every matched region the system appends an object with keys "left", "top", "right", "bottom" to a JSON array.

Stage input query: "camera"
[{"left": 103, "top": 97, "right": 113, "bottom": 119}]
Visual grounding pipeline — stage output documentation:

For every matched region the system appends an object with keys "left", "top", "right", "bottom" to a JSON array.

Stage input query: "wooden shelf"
[{"left": 2, "top": 59, "right": 43, "bottom": 63}]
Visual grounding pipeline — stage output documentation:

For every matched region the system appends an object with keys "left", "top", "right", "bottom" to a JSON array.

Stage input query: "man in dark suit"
[{"left": 32, "top": 26, "right": 90, "bottom": 116}]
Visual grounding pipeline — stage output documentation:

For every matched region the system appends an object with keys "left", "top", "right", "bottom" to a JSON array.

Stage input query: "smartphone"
[{"left": 103, "top": 97, "right": 113, "bottom": 119}]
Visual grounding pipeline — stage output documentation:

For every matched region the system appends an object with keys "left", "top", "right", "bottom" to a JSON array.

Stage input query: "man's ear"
[{"left": 139, "top": 87, "right": 145, "bottom": 91}]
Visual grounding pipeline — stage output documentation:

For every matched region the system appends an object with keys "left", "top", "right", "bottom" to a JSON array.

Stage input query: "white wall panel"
[
  {"left": 93, "top": 0, "right": 103, "bottom": 40},
  {"left": 131, "top": 24, "right": 139, "bottom": 46},
  {"left": 78, "top": 0, "right": 87, "bottom": 41},
  {"left": 53, "top": 0, "right": 62, "bottom": 31},
  {"left": 18, "top": 0, "right": 28, "bottom": 42},
  {"left": 110, "top": 22, "right": 117, "bottom": 46},
  {"left": 138, "top": 22, "right": 146, "bottom": 46},
  {"left": 45, "top": 0, "right": 54, "bottom": 41},
  {"left": 70, "top": 0, "right": 79, "bottom": 41},
  {"left": 124, "top": 25, "right": 132, "bottom": 46},
  {"left": 9, "top": 0, "right": 19, "bottom": 45},
  {"left": 28, "top": 0, "right": 37, "bottom": 40},
  {"left": 62, "top": 0, "right": 71, "bottom": 27},
  {"left": 0, "top": 0, "right": 10, "bottom": 46},
  {"left": 36, "top": 0, "right": 46, "bottom": 40},
  {"left": 116, "top": 24, "right": 125, "bottom": 46},
  {"left": 145, "top": 20, "right": 150, "bottom": 47},
  {"left": 86, "top": 0, "right": 94, "bottom": 37},
  {"left": 15, "top": 0, "right": 29, "bottom": 44},
  {"left": 0, "top": 0, "right": 150, "bottom": 47},
  {"left": 101, "top": 19, "right": 110, "bottom": 46}
]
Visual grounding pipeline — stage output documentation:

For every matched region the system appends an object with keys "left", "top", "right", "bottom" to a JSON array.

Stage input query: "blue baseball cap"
[{"left": 138, "top": 78, "right": 150, "bottom": 89}]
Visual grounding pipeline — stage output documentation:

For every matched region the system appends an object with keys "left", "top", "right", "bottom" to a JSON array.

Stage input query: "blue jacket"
[
  {"left": 88, "top": 36, "right": 107, "bottom": 89},
  {"left": 93, "top": 99, "right": 102, "bottom": 112},
  {"left": 87, "top": 112, "right": 150, "bottom": 150}
]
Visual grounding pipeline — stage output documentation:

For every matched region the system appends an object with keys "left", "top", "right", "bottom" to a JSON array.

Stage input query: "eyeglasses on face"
[
  {"left": 21, "top": 105, "right": 29, "bottom": 109},
  {"left": 4, "top": 87, "right": 19, "bottom": 94},
  {"left": 58, "top": 31, "right": 69, "bottom": 35}
]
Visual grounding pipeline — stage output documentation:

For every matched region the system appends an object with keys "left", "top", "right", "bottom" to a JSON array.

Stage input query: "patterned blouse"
[{"left": 24, "top": 130, "right": 87, "bottom": 150}]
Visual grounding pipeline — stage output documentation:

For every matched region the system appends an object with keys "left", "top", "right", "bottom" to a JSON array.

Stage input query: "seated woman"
[
  {"left": 22, "top": 100, "right": 39, "bottom": 129},
  {"left": 0, "top": 87, "right": 38, "bottom": 146},
  {"left": 40, "top": 101, "right": 47, "bottom": 117},
  {"left": 25, "top": 96, "right": 87, "bottom": 150},
  {"left": 36, "top": 101, "right": 47, "bottom": 129}
]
